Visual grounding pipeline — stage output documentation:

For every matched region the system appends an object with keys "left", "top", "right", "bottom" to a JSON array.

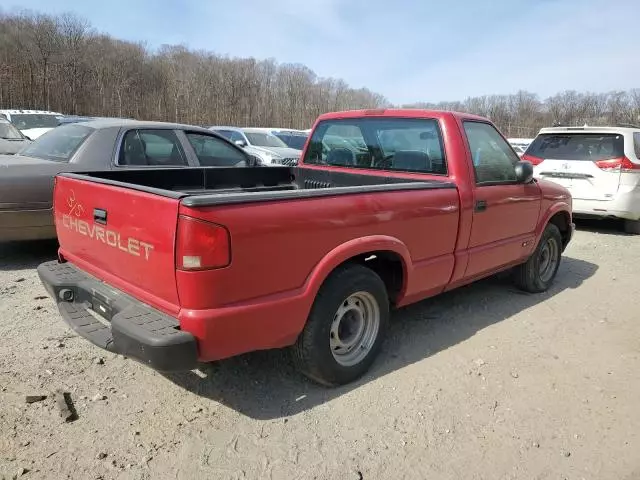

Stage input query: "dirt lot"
[{"left": 1, "top": 221, "right": 639, "bottom": 480}]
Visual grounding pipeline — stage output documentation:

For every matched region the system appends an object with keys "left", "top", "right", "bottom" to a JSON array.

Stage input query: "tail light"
[
  {"left": 521, "top": 154, "right": 543, "bottom": 166},
  {"left": 594, "top": 156, "right": 640, "bottom": 172},
  {"left": 176, "top": 215, "right": 230, "bottom": 270}
]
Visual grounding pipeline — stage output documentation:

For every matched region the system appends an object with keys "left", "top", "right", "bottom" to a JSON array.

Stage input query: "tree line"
[
  {"left": 0, "top": 10, "right": 386, "bottom": 129},
  {"left": 402, "top": 89, "right": 640, "bottom": 138},
  {"left": 1, "top": 10, "right": 639, "bottom": 135}
]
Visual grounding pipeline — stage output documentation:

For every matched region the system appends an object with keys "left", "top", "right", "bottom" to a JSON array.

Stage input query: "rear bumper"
[
  {"left": 37, "top": 260, "right": 198, "bottom": 372},
  {"left": 572, "top": 188, "right": 640, "bottom": 221}
]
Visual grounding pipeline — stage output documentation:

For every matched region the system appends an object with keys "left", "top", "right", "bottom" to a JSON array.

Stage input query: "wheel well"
[
  {"left": 347, "top": 251, "right": 405, "bottom": 305},
  {"left": 549, "top": 211, "right": 571, "bottom": 248}
]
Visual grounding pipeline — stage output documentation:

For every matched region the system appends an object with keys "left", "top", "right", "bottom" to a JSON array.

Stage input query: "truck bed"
[{"left": 62, "top": 166, "right": 455, "bottom": 206}]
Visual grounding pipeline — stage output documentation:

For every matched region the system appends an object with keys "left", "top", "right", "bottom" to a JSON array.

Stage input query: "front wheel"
[
  {"left": 291, "top": 264, "right": 389, "bottom": 386},
  {"left": 513, "top": 223, "right": 563, "bottom": 293}
]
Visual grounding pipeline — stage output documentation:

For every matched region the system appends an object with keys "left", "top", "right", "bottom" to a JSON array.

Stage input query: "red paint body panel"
[
  {"left": 52, "top": 109, "right": 573, "bottom": 363},
  {"left": 175, "top": 188, "right": 459, "bottom": 361},
  {"left": 54, "top": 176, "right": 181, "bottom": 315},
  {"left": 176, "top": 187, "right": 459, "bottom": 308},
  {"left": 464, "top": 183, "right": 541, "bottom": 278}
]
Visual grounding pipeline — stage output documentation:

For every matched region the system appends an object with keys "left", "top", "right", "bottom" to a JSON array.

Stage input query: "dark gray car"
[
  {"left": 0, "top": 118, "right": 31, "bottom": 154},
  {"left": 0, "top": 119, "right": 254, "bottom": 242}
]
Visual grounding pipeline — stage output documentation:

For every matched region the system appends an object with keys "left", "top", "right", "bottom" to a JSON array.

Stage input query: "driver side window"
[
  {"left": 463, "top": 121, "right": 519, "bottom": 184},
  {"left": 185, "top": 132, "right": 247, "bottom": 166}
]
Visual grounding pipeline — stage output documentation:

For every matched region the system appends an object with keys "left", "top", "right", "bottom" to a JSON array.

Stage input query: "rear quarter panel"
[
  {"left": 70, "top": 127, "right": 120, "bottom": 168},
  {"left": 177, "top": 187, "right": 461, "bottom": 311}
]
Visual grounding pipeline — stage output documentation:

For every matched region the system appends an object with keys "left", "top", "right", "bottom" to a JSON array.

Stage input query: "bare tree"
[{"left": 0, "top": 10, "right": 389, "bottom": 127}]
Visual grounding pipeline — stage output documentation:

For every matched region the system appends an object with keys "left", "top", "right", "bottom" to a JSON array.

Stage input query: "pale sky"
[{"left": 7, "top": 0, "right": 640, "bottom": 104}]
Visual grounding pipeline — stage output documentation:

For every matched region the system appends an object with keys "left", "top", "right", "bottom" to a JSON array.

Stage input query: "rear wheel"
[
  {"left": 291, "top": 264, "right": 389, "bottom": 386},
  {"left": 513, "top": 223, "right": 563, "bottom": 293},
  {"left": 623, "top": 219, "right": 640, "bottom": 235}
]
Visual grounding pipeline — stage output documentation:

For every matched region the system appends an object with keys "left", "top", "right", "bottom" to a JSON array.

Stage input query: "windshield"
[
  {"left": 10, "top": 114, "right": 60, "bottom": 130},
  {"left": 0, "top": 122, "right": 24, "bottom": 140},
  {"left": 245, "top": 132, "right": 288, "bottom": 148},
  {"left": 526, "top": 133, "right": 624, "bottom": 161},
  {"left": 275, "top": 133, "right": 308, "bottom": 150},
  {"left": 19, "top": 124, "right": 93, "bottom": 162}
]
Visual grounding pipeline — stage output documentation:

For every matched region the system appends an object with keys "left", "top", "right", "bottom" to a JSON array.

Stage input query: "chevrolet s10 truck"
[{"left": 38, "top": 109, "right": 574, "bottom": 386}]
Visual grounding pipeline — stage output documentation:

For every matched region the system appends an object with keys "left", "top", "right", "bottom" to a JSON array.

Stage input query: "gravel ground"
[{"left": 1, "top": 221, "right": 639, "bottom": 480}]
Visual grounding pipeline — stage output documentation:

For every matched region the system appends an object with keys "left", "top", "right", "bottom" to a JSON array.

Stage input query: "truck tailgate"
[{"left": 54, "top": 175, "right": 181, "bottom": 314}]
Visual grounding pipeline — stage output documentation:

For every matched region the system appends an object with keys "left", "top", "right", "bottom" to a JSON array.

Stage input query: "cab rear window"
[
  {"left": 304, "top": 117, "right": 446, "bottom": 175},
  {"left": 526, "top": 133, "right": 624, "bottom": 161}
]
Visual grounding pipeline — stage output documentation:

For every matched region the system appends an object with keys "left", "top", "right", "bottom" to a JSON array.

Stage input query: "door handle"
[
  {"left": 474, "top": 200, "right": 487, "bottom": 212},
  {"left": 93, "top": 208, "right": 108, "bottom": 225}
]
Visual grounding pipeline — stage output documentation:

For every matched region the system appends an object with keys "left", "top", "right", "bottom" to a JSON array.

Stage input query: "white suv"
[{"left": 524, "top": 125, "right": 640, "bottom": 234}]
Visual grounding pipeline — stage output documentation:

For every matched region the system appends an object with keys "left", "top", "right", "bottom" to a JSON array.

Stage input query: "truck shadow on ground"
[
  {"left": 0, "top": 240, "right": 58, "bottom": 271},
  {"left": 163, "top": 256, "right": 598, "bottom": 420}
]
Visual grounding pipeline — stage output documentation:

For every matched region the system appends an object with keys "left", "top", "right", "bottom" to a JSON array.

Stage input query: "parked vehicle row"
[
  {"left": 0, "top": 119, "right": 257, "bottom": 242},
  {"left": 4, "top": 105, "right": 639, "bottom": 235},
  {"left": 1, "top": 108, "right": 312, "bottom": 165},
  {"left": 37, "top": 108, "right": 574, "bottom": 386}
]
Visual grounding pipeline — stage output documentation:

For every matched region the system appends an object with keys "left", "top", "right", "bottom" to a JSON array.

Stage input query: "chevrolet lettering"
[{"left": 61, "top": 214, "right": 154, "bottom": 260}]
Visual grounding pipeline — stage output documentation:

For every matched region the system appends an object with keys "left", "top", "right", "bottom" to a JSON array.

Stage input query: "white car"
[
  {"left": 508, "top": 138, "right": 534, "bottom": 151},
  {"left": 524, "top": 125, "right": 640, "bottom": 233},
  {"left": 209, "top": 126, "right": 302, "bottom": 166},
  {"left": 512, "top": 144, "right": 526, "bottom": 157},
  {"left": 0, "top": 109, "right": 63, "bottom": 139}
]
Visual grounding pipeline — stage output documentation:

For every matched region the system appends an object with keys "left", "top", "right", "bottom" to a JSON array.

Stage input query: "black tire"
[
  {"left": 513, "top": 223, "right": 563, "bottom": 293},
  {"left": 291, "top": 264, "right": 389, "bottom": 386},
  {"left": 623, "top": 219, "right": 640, "bottom": 235}
]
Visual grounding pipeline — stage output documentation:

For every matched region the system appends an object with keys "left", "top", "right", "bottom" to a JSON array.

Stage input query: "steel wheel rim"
[
  {"left": 329, "top": 291, "right": 380, "bottom": 367},
  {"left": 539, "top": 237, "right": 559, "bottom": 283}
]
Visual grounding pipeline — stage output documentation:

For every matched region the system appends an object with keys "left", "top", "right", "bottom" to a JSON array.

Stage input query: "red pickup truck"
[{"left": 38, "top": 109, "right": 574, "bottom": 386}]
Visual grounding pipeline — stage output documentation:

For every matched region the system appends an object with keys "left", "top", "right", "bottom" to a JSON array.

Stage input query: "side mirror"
[
  {"left": 234, "top": 139, "right": 247, "bottom": 148},
  {"left": 514, "top": 160, "right": 534, "bottom": 183}
]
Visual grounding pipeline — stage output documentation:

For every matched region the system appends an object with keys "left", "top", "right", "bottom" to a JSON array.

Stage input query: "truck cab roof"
[{"left": 315, "top": 108, "right": 490, "bottom": 122}]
